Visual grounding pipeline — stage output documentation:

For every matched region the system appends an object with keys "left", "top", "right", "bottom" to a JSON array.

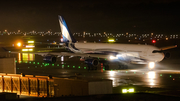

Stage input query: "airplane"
[
  {"left": 9, "top": 15, "right": 177, "bottom": 70},
  {"left": 56, "top": 15, "right": 177, "bottom": 70}
]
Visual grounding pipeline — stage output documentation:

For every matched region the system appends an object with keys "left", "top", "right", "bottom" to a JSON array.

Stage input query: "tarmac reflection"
[{"left": 147, "top": 71, "right": 156, "bottom": 86}]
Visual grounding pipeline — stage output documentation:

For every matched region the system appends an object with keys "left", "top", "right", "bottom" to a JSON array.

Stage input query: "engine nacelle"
[
  {"left": 84, "top": 59, "right": 99, "bottom": 66},
  {"left": 164, "top": 52, "right": 170, "bottom": 59},
  {"left": 43, "top": 55, "right": 56, "bottom": 63}
]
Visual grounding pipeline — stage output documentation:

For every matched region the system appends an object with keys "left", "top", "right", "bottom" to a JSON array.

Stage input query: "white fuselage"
[{"left": 74, "top": 42, "right": 164, "bottom": 63}]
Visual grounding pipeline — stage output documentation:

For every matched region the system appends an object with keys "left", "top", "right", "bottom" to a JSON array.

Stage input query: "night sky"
[{"left": 0, "top": 0, "right": 180, "bottom": 34}]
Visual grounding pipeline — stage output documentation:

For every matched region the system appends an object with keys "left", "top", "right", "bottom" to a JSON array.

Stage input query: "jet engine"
[
  {"left": 164, "top": 52, "right": 170, "bottom": 59},
  {"left": 43, "top": 55, "right": 56, "bottom": 63},
  {"left": 84, "top": 59, "right": 99, "bottom": 66}
]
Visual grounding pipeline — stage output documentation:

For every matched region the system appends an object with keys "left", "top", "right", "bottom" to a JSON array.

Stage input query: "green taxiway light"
[
  {"left": 15, "top": 60, "right": 17, "bottom": 63},
  {"left": 62, "top": 65, "right": 64, "bottom": 67},
  {"left": 35, "top": 66, "right": 37, "bottom": 68},
  {"left": 29, "top": 62, "right": 31, "bottom": 64},
  {"left": 160, "top": 74, "right": 162, "bottom": 76},
  {"left": 33, "top": 62, "right": 35, "bottom": 64},
  {"left": 134, "top": 72, "right": 136, "bottom": 74},
  {"left": 17, "top": 68, "right": 19, "bottom": 69},
  {"left": 78, "top": 66, "right": 80, "bottom": 68},
  {"left": 57, "top": 64, "right": 59, "bottom": 66},
  {"left": 68, "top": 65, "right": 69, "bottom": 67},
  {"left": 28, "top": 67, "right": 30, "bottom": 68},
  {"left": 84, "top": 67, "right": 86, "bottom": 69},
  {"left": 73, "top": 66, "right": 75, "bottom": 68},
  {"left": 52, "top": 64, "right": 54, "bottom": 66},
  {"left": 170, "top": 75, "right": 172, "bottom": 77},
  {"left": 37, "top": 62, "right": 39, "bottom": 64}
]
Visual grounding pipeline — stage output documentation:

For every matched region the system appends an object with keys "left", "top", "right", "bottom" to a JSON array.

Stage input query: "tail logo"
[{"left": 58, "top": 16, "right": 76, "bottom": 43}]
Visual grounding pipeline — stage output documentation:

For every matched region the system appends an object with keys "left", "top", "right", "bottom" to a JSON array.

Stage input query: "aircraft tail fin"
[{"left": 58, "top": 15, "right": 76, "bottom": 43}]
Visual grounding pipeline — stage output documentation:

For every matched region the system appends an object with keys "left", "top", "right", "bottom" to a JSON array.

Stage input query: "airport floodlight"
[
  {"left": 26, "top": 45, "right": 35, "bottom": 48},
  {"left": 22, "top": 49, "right": 28, "bottom": 51},
  {"left": 28, "top": 49, "right": 33, "bottom": 51},
  {"left": 129, "top": 88, "right": 134, "bottom": 93},
  {"left": 17, "top": 42, "right": 21, "bottom": 47},
  {"left": 122, "top": 89, "right": 128, "bottom": 93},
  {"left": 28, "top": 40, "right": 34, "bottom": 43},
  {"left": 22, "top": 48, "right": 33, "bottom": 52},
  {"left": 148, "top": 62, "right": 155, "bottom": 69},
  {"left": 108, "top": 39, "right": 115, "bottom": 42},
  {"left": 122, "top": 88, "right": 135, "bottom": 93}
]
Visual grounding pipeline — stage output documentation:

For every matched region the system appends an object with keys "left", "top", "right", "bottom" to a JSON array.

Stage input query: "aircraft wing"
[
  {"left": 11, "top": 50, "right": 146, "bottom": 64},
  {"left": 10, "top": 51, "right": 110, "bottom": 59},
  {"left": 159, "top": 45, "right": 177, "bottom": 51}
]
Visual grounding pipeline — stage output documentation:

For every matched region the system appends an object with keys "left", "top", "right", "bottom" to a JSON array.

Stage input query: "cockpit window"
[{"left": 152, "top": 50, "right": 163, "bottom": 53}]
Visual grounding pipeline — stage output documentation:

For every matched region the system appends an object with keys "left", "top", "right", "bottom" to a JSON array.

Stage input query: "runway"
[{"left": 1, "top": 47, "right": 180, "bottom": 96}]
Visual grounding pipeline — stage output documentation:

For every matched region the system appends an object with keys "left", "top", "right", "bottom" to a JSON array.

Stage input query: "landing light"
[
  {"left": 109, "top": 55, "right": 118, "bottom": 60},
  {"left": 148, "top": 62, "right": 155, "bottom": 69}
]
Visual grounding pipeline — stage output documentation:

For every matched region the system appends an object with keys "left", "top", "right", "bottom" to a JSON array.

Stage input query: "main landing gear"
[{"left": 87, "top": 65, "right": 97, "bottom": 70}]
